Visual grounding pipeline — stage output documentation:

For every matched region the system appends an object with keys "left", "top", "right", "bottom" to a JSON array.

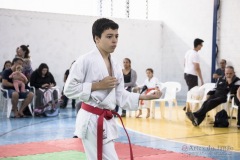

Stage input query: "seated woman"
[
  {"left": 134, "top": 68, "right": 159, "bottom": 118},
  {"left": 30, "top": 63, "right": 58, "bottom": 109}
]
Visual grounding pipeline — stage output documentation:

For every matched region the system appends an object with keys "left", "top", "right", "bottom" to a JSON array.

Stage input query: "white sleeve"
[
  {"left": 192, "top": 53, "right": 200, "bottom": 63},
  {"left": 63, "top": 57, "right": 92, "bottom": 101}
]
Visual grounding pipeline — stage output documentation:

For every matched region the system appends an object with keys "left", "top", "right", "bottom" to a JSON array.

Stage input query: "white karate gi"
[
  {"left": 140, "top": 77, "right": 159, "bottom": 89},
  {"left": 64, "top": 46, "right": 140, "bottom": 160},
  {"left": 138, "top": 77, "right": 159, "bottom": 109}
]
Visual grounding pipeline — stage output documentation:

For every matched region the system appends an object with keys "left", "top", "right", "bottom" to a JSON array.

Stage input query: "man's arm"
[
  {"left": 2, "top": 79, "right": 14, "bottom": 88},
  {"left": 194, "top": 62, "right": 204, "bottom": 85},
  {"left": 213, "top": 69, "right": 222, "bottom": 79},
  {"left": 213, "top": 73, "right": 221, "bottom": 79}
]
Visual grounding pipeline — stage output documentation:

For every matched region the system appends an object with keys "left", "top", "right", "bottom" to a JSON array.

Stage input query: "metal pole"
[{"left": 211, "top": 0, "right": 219, "bottom": 82}]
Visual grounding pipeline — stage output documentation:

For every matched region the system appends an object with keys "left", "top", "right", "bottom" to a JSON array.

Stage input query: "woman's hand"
[
  {"left": 49, "top": 83, "right": 55, "bottom": 88},
  {"left": 42, "top": 83, "right": 50, "bottom": 88}
]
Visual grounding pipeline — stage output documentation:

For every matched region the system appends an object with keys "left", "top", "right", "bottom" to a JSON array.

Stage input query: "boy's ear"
[{"left": 95, "top": 36, "right": 100, "bottom": 43}]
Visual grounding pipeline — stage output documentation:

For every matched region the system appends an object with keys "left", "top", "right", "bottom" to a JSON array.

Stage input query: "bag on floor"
[{"left": 213, "top": 109, "right": 229, "bottom": 128}]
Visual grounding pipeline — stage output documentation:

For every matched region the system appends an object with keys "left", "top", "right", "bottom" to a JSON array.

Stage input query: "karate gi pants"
[{"left": 81, "top": 124, "right": 119, "bottom": 160}]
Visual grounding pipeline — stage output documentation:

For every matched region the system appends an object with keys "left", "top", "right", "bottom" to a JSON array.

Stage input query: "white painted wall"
[
  {"left": 153, "top": 0, "right": 240, "bottom": 100},
  {"left": 218, "top": 0, "right": 240, "bottom": 75},
  {"left": 0, "top": 9, "right": 163, "bottom": 92},
  {"left": 1, "top": 0, "right": 240, "bottom": 102},
  {"left": 154, "top": 0, "right": 215, "bottom": 100}
]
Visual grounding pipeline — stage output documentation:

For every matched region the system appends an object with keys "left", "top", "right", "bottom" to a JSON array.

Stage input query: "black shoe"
[
  {"left": 183, "top": 106, "right": 186, "bottom": 111},
  {"left": 186, "top": 112, "right": 198, "bottom": 126},
  {"left": 73, "top": 135, "right": 78, "bottom": 138}
]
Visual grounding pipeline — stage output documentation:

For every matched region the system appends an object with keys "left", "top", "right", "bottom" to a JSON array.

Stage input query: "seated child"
[{"left": 9, "top": 65, "right": 28, "bottom": 92}]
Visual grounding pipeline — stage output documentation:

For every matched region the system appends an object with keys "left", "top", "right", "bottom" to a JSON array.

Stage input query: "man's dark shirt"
[
  {"left": 208, "top": 76, "right": 240, "bottom": 98},
  {"left": 2, "top": 68, "right": 15, "bottom": 90}
]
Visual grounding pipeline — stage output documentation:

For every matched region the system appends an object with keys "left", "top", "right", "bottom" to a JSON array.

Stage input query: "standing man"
[
  {"left": 2, "top": 57, "right": 34, "bottom": 118},
  {"left": 184, "top": 38, "right": 204, "bottom": 91},
  {"left": 213, "top": 59, "right": 227, "bottom": 81},
  {"left": 64, "top": 18, "right": 161, "bottom": 160}
]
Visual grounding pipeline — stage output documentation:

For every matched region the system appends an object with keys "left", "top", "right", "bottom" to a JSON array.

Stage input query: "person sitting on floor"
[{"left": 186, "top": 66, "right": 240, "bottom": 127}]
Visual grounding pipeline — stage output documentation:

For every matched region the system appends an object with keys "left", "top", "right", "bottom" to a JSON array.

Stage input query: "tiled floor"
[{"left": 0, "top": 106, "right": 240, "bottom": 160}]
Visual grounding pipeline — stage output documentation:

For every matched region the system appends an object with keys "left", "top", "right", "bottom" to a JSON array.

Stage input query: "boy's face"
[{"left": 95, "top": 28, "right": 118, "bottom": 54}]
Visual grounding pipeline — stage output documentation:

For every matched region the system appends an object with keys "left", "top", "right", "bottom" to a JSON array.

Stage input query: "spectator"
[
  {"left": 213, "top": 59, "right": 227, "bottom": 81},
  {"left": 2, "top": 57, "right": 33, "bottom": 118},
  {"left": 184, "top": 38, "right": 204, "bottom": 90},
  {"left": 183, "top": 38, "right": 204, "bottom": 111},
  {"left": 186, "top": 66, "right": 240, "bottom": 127},
  {"left": 0, "top": 60, "right": 11, "bottom": 82},
  {"left": 121, "top": 58, "right": 137, "bottom": 117},
  {"left": 15, "top": 45, "right": 33, "bottom": 80},
  {"left": 135, "top": 68, "right": 159, "bottom": 118},
  {"left": 30, "top": 63, "right": 58, "bottom": 109}
]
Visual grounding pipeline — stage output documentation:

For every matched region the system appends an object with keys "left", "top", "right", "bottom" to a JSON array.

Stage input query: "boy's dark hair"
[
  {"left": 194, "top": 38, "right": 204, "bottom": 48},
  {"left": 146, "top": 68, "right": 154, "bottom": 74},
  {"left": 92, "top": 18, "right": 119, "bottom": 43}
]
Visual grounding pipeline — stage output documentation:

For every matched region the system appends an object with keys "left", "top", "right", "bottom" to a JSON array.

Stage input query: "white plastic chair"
[
  {"left": 0, "top": 86, "right": 33, "bottom": 118},
  {"left": 150, "top": 82, "right": 181, "bottom": 119},
  {"left": 186, "top": 83, "right": 215, "bottom": 113},
  {"left": 128, "top": 82, "right": 164, "bottom": 117}
]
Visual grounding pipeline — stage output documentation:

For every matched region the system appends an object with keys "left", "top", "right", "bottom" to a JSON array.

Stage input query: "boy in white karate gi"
[{"left": 64, "top": 18, "right": 161, "bottom": 160}]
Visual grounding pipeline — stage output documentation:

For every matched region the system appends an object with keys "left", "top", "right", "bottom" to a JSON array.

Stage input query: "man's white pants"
[{"left": 82, "top": 126, "right": 119, "bottom": 160}]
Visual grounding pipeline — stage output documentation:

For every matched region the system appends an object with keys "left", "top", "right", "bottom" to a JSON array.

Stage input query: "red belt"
[{"left": 81, "top": 103, "right": 133, "bottom": 160}]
